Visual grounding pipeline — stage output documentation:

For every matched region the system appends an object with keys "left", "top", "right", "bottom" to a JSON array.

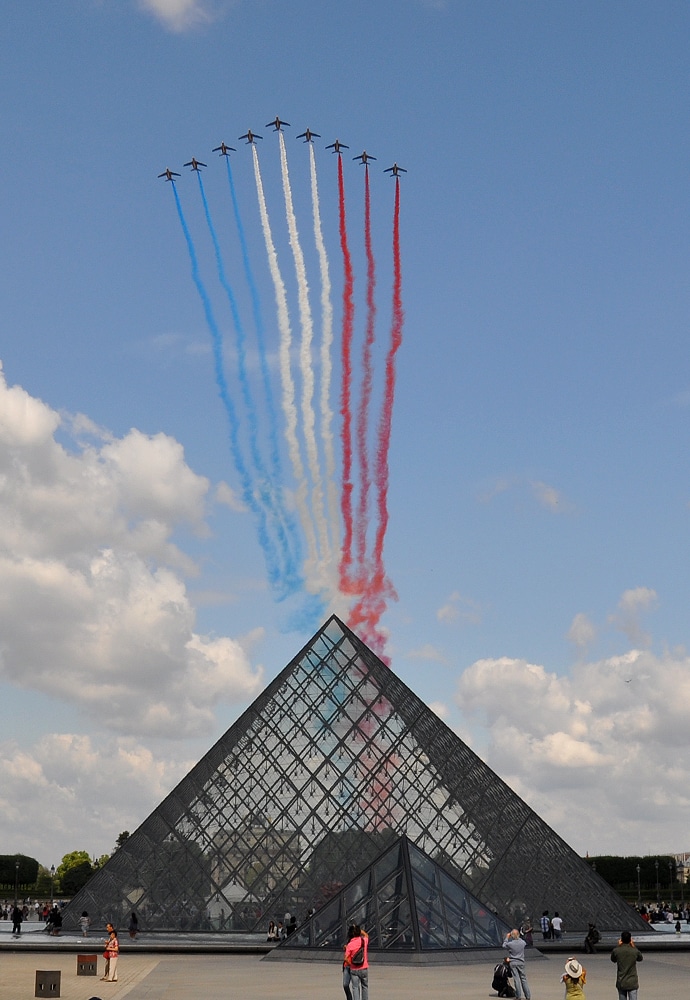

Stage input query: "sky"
[{"left": 2, "top": 0, "right": 690, "bottom": 873}]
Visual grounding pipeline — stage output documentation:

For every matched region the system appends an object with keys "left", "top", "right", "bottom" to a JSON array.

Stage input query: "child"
[
  {"left": 561, "top": 957, "right": 586, "bottom": 999},
  {"left": 492, "top": 957, "right": 516, "bottom": 997}
]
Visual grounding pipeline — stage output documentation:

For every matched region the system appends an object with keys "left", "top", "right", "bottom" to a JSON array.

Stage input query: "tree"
[
  {"left": 55, "top": 851, "right": 91, "bottom": 892},
  {"left": 0, "top": 854, "right": 39, "bottom": 890},
  {"left": 113, "top": 831, "right": 130, "bottom": 853},
  {"left": 60, "top": 860, "right": 94, "bottom": 895}
]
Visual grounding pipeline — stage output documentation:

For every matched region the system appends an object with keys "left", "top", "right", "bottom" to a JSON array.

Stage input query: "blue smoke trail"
[
  {"left": 196, "top": 172, "right": 300, "bottom": 593},
  {"left": 170, "top": 181, "right": 284, "bottom": 595},
  {"left": 224, "top": 158, "right": 286, "bottom": 491}
]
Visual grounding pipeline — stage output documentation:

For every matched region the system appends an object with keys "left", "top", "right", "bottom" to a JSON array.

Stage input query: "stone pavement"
[{"left": 1, "top": 949, "right": 690, "bottom": 1000}]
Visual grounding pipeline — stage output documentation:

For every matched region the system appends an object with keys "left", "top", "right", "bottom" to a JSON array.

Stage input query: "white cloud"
[
  {"left": 530, "top": 479, "right": 566, "bottom": 512},
  {"left": 406, "top": 643, "right": 448, "bottom": 664},
  {"left": 0, "top": 363, "right": 262, "bottom": 738},
  {"left": 0, "top": 733, "right": 193, "bottom": 862},
  {"left": 437, "top": 591, "right": 483, "bottom": 626},
  {"left": 455, "top": 645, "right": 690, "bottom": 853},
  {"left": 567, "top": 612, "right": 596, "bottom": 651},
  {"left": 608, "top": 587, "right": 658, "bottom": 647},
  {"left": 137, "top": 0, "right": 223, "bottom": 32}
]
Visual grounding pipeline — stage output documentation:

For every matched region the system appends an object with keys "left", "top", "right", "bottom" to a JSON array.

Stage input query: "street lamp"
[
  {"left": 680, "top": 863, "right": 685, "bottom": 906},
  {"left": 655, "top": 860, "right": 660, "bottom": 906},
  {"left": 50, "top": 865, "right": 55, "bottom": 908},
  {"left": 669, "top": 860, "right": 674, "bottom": 905},
  {"left": 636, "top": 864, "right": 641, "bottom": 907},
  {"left": 14, "top": 859, "right": 19, "bottom": 908}
]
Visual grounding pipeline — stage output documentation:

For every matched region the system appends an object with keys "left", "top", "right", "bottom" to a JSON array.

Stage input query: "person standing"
[
  {"left": 344, "top": 924, "right": 369, "bottom": 1000},
  {"left": 503, "top": 929, "right": 531, "bottom": 1000},
  {"left": 128, "top": 912, "right": 138, "bottom": 939},
  {"left": 79, "top": 911, "right": 91, "bottom": 937},
  {"left": 561, "top": 957, "right": 587, "bottom": 999},
  {"left": 610, "top": 930, "right": 643, "bottom": 1000},
  {"left": 101, "top": 923, "right": 115, "bottom": 981},
  {"left": 103, "top": 926, "right": 120, "bottom": 982},
  {"left": 540, "top": 911, "right": 551, "bottom": 940},
  {"left": 551, "top": 912, "right": 564, "bottom": 940},
  {"left": 11, "top": 905, "right": 23, "bottom": 936}
]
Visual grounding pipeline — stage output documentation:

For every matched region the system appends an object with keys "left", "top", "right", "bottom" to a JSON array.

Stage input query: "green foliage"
[
  {"left": 60, "top": 859, "right": 94, "bottom": 895},
  {"left": 55, "top": 850, "right": 92, "bottom": 883},
  {"left": 0, "top": 854, "right": 39, "bottom": 889},
  {"left": 113, "top": 831, "right": 130, "bottom": 853}
]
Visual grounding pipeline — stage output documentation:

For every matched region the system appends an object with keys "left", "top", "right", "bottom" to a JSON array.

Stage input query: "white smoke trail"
[
  {"left": 308, "top": 141, "right": 340, "bottom": 570},
  {"left": 251, "top": 143, "right": 317, "bottom": 569},
  {"left": 278, "top": 131, "right": 331, "bottom": 570}
]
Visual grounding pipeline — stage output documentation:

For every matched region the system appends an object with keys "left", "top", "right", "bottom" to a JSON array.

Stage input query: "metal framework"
[
  {"left": 277, "top": 834, "right": 510, "bottom": 955},
  {"left": 64, "top": 615, "right": 645, "bottom": 936}
]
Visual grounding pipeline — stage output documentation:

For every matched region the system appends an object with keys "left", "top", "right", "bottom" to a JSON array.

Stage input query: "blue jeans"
[
  {"left": 511, "top": 963, "right": 531, "bottom": 1000},
  {"left": 618, "top": 991, "right": 638, "bottom": 1000},
  {"left": 350, "top": 968, "right": 368, "bottom": 1000},
  {"left": 343, "top": 967, "right": 352, "bottom": 1000}
]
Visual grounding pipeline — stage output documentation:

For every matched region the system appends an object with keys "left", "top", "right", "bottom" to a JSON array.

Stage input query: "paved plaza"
[{"left": 1, "top": 948, "right": 690, "bottom": 1000}]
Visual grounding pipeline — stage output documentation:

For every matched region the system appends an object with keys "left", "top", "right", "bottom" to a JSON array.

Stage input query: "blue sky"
[{"left": 2, "top": 0, "right": 690, "bottom": 868}]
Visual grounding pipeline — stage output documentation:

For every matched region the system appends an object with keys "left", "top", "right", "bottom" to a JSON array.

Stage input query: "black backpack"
[{"left": 351, "top": 937, "right": 365, "bottom": 967}]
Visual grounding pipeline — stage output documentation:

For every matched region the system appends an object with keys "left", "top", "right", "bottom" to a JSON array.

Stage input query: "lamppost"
[
  {"left": 680, "top": 863, "right": 685, "bottom": 906},
  {"left": 655, "top": 860, "right": 660, "bottom": 905},
  {"left": 50, "top": 865, "right": 55, "bottom": 908},
  {"left": 636, "top": 864, "right": 641, "bottom": 907},
  {"left": 14, "top": 859, "right": 19, "bottom": 908},
  {"left": 669, "top": 860, "right": 674, "bottom": 904}
]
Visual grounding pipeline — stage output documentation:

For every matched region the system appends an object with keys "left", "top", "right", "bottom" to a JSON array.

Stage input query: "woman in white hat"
[{"left": 561, "top": 957, "right": 586, "bottom": 999}]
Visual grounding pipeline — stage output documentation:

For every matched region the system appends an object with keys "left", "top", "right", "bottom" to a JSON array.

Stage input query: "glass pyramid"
[
  {"left": 276, "top": 834, "right": 511, "bottom": 955},
  {"left": 64, "top": 615, "right": 645, "bottom": 935}
]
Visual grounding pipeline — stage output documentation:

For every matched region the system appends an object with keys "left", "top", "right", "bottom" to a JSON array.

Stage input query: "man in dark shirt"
[{"left": 610, "top": 930, "right": 643, "bottom": 1000}]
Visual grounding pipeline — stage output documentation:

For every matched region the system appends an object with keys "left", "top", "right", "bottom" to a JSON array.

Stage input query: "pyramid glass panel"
[
  {"left": 278, "top": 835, "right": 510, "bottom": 955},
  {"left": 64, "top": 615, "right": 647, "bottom": 936}
]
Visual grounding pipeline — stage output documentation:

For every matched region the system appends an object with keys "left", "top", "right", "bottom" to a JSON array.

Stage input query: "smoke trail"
[
  {"left": 195, "top": 172, "right": 298, "bottom": 591},
  {"left": 354, "top": 166, "right": 377, "bottom": 572},
  {"left": 170, "top": 182, "right": 282, "bottom": 591},
  {"left": 308, "top": 141, "right": 340, "bottom": 566},
  {"left": 277, "top": 131, "right": 330, "bottom": 569},
  {"left": 337, "top": 154, "right": 356, "bottom": 592},
  {"left": 250, "top": 143, "right": 318, "bottom": 569},
  {"left": 348, "top": 178, "right": 404, "bottom": 658},
  {"left": 223, "top": 156, "right": 290, "bottom": 509}
]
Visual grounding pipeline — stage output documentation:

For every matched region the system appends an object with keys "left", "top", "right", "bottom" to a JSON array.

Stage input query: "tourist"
[
  {"left": 101, "top": 922, "right": 115, "bottom": 980},
  {"left": 344, "top": 924, "right": 369, "bottom": 1000},
  {"left": 610, "top": 930, "right": 642, "bottom": 1000},
  {"left": 503, "top": 929, "right": 531, "bottom": 1000},
  {"left": 561, "top": 957, "right": 586, "bottom": 999},
  {"left": 540, "top": 911, "right": 551, "bottom": 940},
  {"left": 491, "top": 957, "right": 516, "bottom": 998},
  {"left": 520, "top": 918, "right": 533, "bottom": 947},
  {"left": 11, "top": 904, "right": 23, "bottom": 936},
  {"left": 80, "top": 911, "right": 91, "bottom": 937},
  {"left": 267, "top": 919, "right": 277, "bottom": 941},
  {"left": 128, "top": 911, "right": 138, "bottom": 939},
  {"left": 551, "top": 912, "right": 564, "bottom": 940},
  {"left": 103, "top": 926, "right": 120, "bottom": 982},
  {"left": 583, "top": 922, "right": 600, "bottom": 954}
]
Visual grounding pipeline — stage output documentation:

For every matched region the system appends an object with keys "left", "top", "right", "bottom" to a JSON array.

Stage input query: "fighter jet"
[
  {"left": 266, "top": 117, "right": 290, "bottom": 131},
  {"left": 384, "top": 163, "right": 407, "bottom": 177},
  {"left": 353, "top": 150, "right": 376, "bottom": 165},
  {"left": 296, "top": 128, "right": 320, "bottom": 143},
  {"left": 326, "top": 139, "right": 349, "bottom": 154},
  {"left": 184, "top": 157, "right": 207, "bottom": 172},
  {"left": 239, "top": 130, "right": 262, "bottom": 144},
  {"left": 212, "top": 142, "right": 236, "bottom": 157},
  {"left": 157, "top": 168, "right": 181, "bottom": 182}
]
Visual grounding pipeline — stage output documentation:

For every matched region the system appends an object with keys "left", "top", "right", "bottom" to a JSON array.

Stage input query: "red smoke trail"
[
  {"left": 348, "top": 178, "right": 403, "bottom": 659},
  {"left": 354, "top": 166, "right": 377, "bottom": 578},
  {"left": 338, "top": 154, "right": 356, "bottom": 592}
]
